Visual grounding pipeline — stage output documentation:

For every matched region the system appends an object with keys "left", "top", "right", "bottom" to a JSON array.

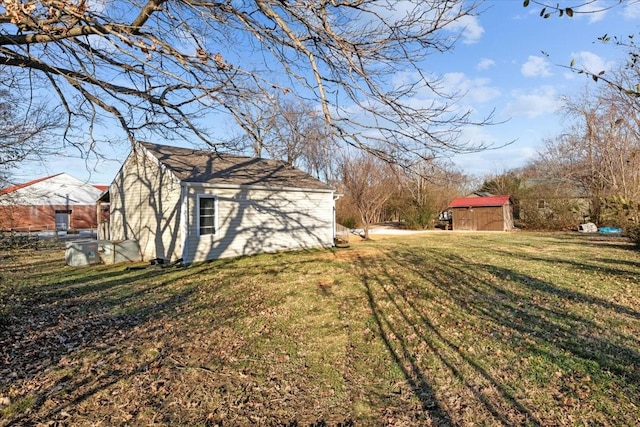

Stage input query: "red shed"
[{"left": 448, "top": 195, "right": 513, "bottom": 231}]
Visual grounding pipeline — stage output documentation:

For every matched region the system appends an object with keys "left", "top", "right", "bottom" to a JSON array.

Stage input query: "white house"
[
  {"left": 102, "top": 142, "right": 338, "bottom": 264},
  {"left": 0, "top": 173, "right": 106, "bottom": 231}
]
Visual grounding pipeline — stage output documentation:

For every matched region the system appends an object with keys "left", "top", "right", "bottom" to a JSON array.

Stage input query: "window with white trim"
[{"left": 198, "top": 196, "right": 218, "bottom": 235}]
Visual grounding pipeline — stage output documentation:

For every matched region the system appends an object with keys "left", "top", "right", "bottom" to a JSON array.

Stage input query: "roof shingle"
[{"left": 140, "top": 142, "right": 333, "bottom": 191}]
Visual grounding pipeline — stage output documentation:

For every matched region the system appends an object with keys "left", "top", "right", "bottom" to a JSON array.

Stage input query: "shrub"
[
  {"left": 624, "top": 224, "right": 640, "bottom": 248},
  {"left": 400, "top": 205, "right": 437, "bottom": 230},
  {"left": 518, "top": 198, "right": 585, "bottom": 231},
  {"left": 340, "top": 217, "right": 357, "bottom": 229}
]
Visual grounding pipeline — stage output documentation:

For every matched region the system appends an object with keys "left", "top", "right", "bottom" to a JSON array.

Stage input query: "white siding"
[
  {"left": 182, "top": 185, "right": 334, "bottom": 263},
  {"left": 108, "top": 150, "right": 183, "bottom": 262}
]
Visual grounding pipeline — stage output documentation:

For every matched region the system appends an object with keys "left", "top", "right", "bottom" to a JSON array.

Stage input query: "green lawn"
[{"left": 1, "top": 232, "right": 639, "bottom": 426}]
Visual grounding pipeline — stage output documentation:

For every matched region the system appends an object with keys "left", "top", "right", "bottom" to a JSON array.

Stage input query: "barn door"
[
  {"left": 455, "top": 208, "right": 474, "bottom": 230},
  {"left": 55, "top": 210, "right": 71, "bottom": 231}
]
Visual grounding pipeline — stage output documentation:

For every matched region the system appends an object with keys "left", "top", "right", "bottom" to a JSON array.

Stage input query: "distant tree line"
[
  {"left": 478, "top": 69, "right": 640, "bottom": 244},
  {"left": 334, "top": 56, "right": 640, "bottom": 245},
  {"left": 335, "top": 155, "right": 472, "bottom": 238},
  {"left": 230, "top": 2, "right": 640, "bottom": 246}
]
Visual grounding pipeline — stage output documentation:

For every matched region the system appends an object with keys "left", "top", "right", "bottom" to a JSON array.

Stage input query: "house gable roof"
[
  {"left": 0, "top": 173, "right": 103, "bottom": 205},
  {"left": 0, "top": 173, "right": 63, "bottom": 196},
  {"left": 140, "top": 142, "right": 333, "bottom": 191},
  {"left": 449, "top": 195, "right": 511, "bottom": 208}
]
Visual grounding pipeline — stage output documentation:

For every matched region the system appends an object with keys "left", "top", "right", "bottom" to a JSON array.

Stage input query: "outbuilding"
[
  {"left": 448, "top": 195, "right": 514, "bottom": 231},
  {"left": 103, "top": 142, "right": 338, "bottom": 264},
  {"left": 0, "top": 173, "right": 105, "bottom": 231}
]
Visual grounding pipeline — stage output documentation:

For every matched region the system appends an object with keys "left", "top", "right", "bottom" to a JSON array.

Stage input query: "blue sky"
[
  {"left": 15, "top": 0, "right": 640, "bottom": 185},
  {"left": 449, "top": 0, "right": 639, "bottom": 175}
]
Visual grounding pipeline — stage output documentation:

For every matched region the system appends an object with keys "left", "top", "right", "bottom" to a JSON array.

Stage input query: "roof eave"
[{"left": 182, "top": 181, "right": 335, "bottom": 194}]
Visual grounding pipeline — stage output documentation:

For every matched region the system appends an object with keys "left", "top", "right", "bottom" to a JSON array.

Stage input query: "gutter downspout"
[
  {"left": 179, "top": 183, "right": 189, "bottom": 263},
  {"left": 332, "top": 193, "right": 342, "bottom": 247}
]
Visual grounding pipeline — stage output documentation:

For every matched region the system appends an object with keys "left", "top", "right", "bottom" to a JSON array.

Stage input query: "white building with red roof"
[{"left": 0, "top": 173, "right": 105, "bottom": 231}]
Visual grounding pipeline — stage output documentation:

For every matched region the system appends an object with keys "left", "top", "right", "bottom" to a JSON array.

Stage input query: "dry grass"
[{"left": 1, "top": 232, "right": 639, "bottom": 426}]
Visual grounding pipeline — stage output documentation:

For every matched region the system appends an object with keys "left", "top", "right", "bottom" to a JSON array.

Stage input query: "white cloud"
[
  {"left": 452, "top": 144, "right": 538, "bottom": 177},
  {"left": 390, "top": 71, "right": 500, "bottom": 110},
  {"left": 569, "top": 51, "right": 615, "bottom": 75},
  {"left": 458, "top": 125, "right": 497, "bottom": 150},
  {"left": 89, "top": 0, "right": 107, "bottom": 13},
  {"left": 366, "top": 2, "right": 483, "bottom": 45},
  {"left": 476, "top": 58, "right": 495, "bottom": 71},
  {"left": 576, "top": 0, "right": 609, "bottom": 23},
  {"left": 521, "top": 56, "right": 552, "bottom": 78},
  {"left": 447, "top": 15, "right": 484, "bottom": 44},
  {"left": 623, "top": 1, "right": 640, "bottom": 19},
  {"left": 505, "top": 86, "right": 562, "bottom": 119},
  {"left": 441, "top": 72, "right": 501, "bottom": 104}
]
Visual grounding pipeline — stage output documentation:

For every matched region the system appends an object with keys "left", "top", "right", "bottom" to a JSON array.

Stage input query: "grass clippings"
[{"left": 1, "top": 232, "right": 639, "bottom": 426}]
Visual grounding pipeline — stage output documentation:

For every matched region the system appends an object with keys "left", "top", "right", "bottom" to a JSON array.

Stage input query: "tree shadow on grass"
[
  {"left": 360, "top": 271, "right": 454, "bottom": 425},
  {"left": 355, "top": 253, "right": 543, "bottom": 426},
  {"left": 1, "top": 250, "right": 345, "bottom": 425},
  {"left": 547, "top": 232, "right": 637, "bottom": 252},
  {"left": 366, "top": 246, "right": 639, "bottom": 424},
  {"left": 0, "top": 260, "right": 211, "bottom": 425},
  {"left": 418, "top": 248, "right": 638, "bottom": 372},
  {"left": 593, "top": 257, "right": 640, "bottom": 269},
  {"left": 489, "top": 246, "right": 640, "bottom": 291}
]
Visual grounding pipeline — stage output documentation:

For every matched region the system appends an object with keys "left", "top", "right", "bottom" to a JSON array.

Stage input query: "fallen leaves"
[{"left": 2, "top": 233, "right": 640, "bottom": 426}]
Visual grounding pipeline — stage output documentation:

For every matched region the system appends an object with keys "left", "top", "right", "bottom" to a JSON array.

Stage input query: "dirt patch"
[
  {"left": 332, "top": 247, "right": 383, "bottom": 262},
  {"left": 324, "top": 232, "right": 429, "bottom": 261}
]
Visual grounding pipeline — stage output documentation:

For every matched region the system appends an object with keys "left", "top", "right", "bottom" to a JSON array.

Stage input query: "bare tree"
[
  {"left": 222, "top": 94, "right": 335, "bottom": 179},
  {"left": 0, "top": 88, "right": 60, "bottom": 186},
  {"left": 529, "top": 84, "right": 640, "bottom": 225},
  {"left": 269, "top": 99, "right": 314, "bottom": 166},
  {"left": 225, "top": 90, "right": 279, "bottom": 158},
  {"left": 390, "top": 161, "right": 469, "bottom": 229},
  {"left": 0, "top": 0, "right": 491, "bottom": 165},
  {"left": 269, "top": 99, "right": 334, "bottom": 180},
  {"left": 340, "top": 153, "right": 397, "bottom": 240}
]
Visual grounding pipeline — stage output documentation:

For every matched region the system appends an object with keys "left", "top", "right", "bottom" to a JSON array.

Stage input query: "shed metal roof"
[
  {"left": 1, "top": 174, "right": 108, "bottom": 197},
  {"left": 0, "top": 174, "right": 63, "bottom": 196},
  {"left": 140, "top": 142, "right": 333, "bottom": 191},
  {"left": 0, "top": 173, "right": 104, "bottom": 205},
  {"left": 448, "top": 195, "right": 511, "bottom": 208}
]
